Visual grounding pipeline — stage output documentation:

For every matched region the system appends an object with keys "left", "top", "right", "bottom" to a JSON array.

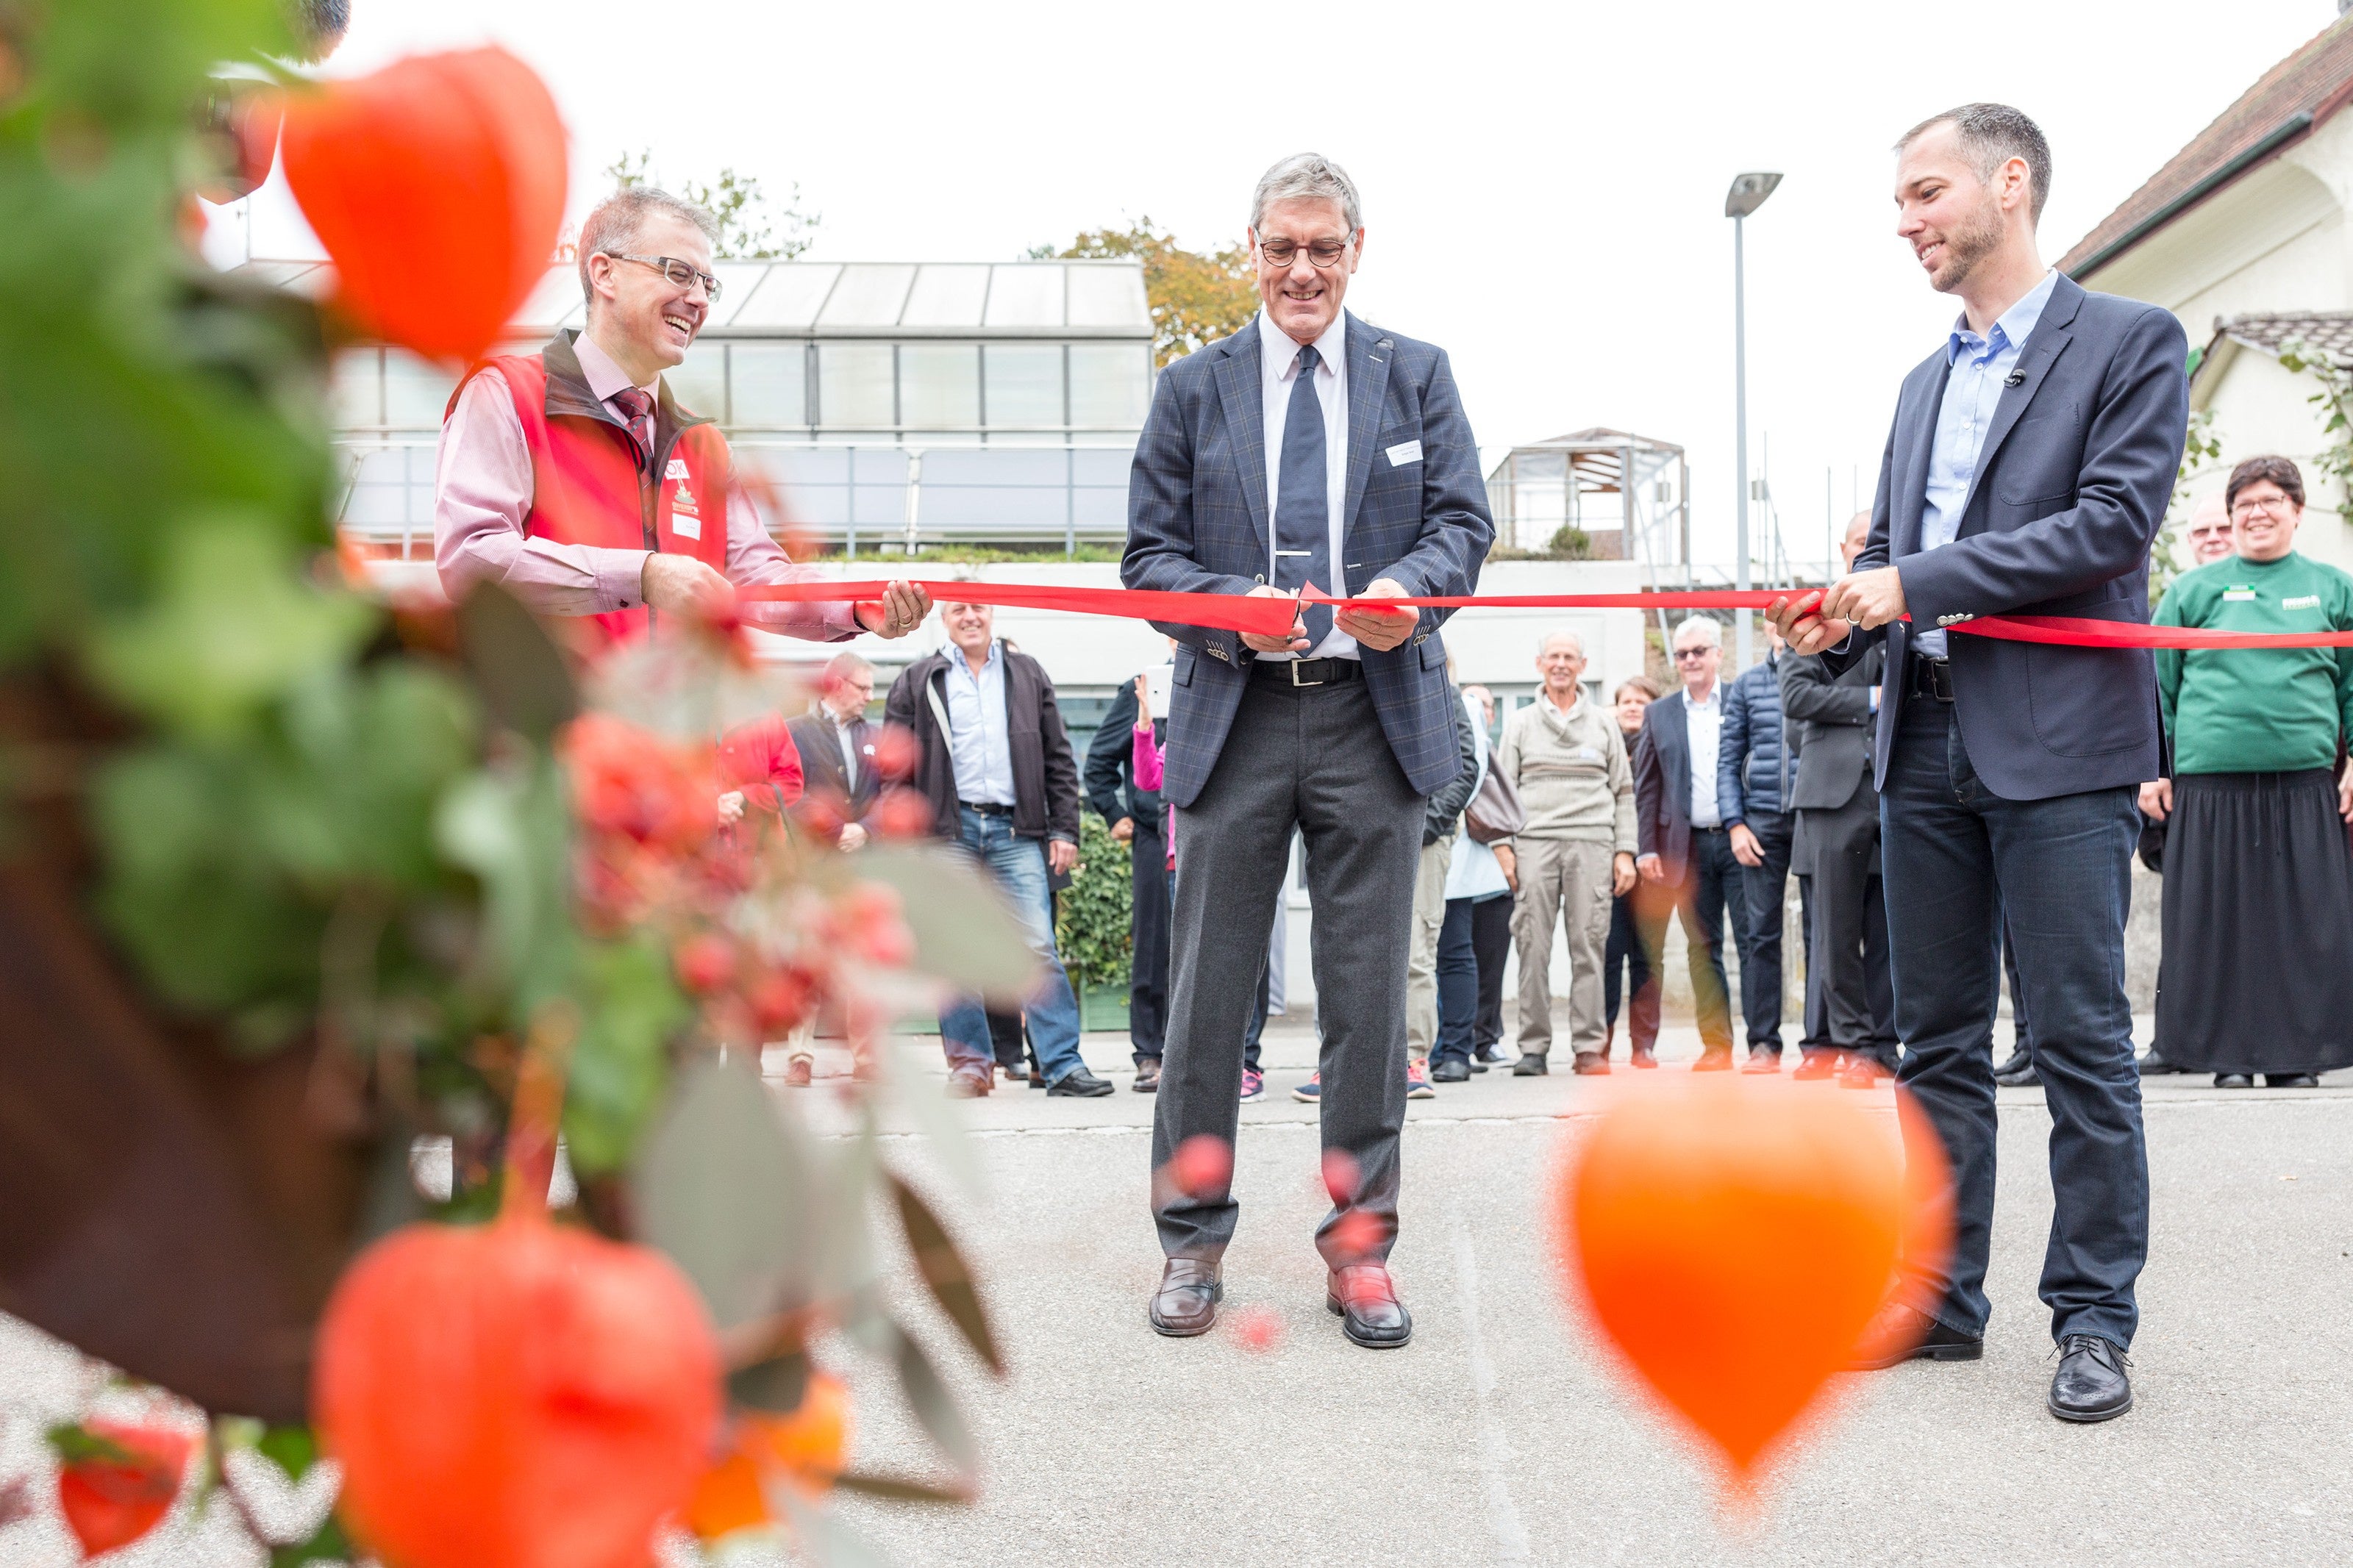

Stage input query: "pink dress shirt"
[{"left": 435, "top": 332, "right": 859, "bottom": 640}]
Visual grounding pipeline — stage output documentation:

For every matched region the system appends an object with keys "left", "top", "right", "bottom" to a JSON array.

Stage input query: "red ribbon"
[{"left": 735, "top": 579, "right": 2353, "bottom": 650}]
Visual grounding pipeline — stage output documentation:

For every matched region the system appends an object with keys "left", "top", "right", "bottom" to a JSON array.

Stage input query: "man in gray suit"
[
  {"left": 1780, "top": 512, "right": 1896, "bottom": 1088},
  {"left": 1771, "top": 104, "right": 2187, "bottom": 1422},
  {"left": 1123, "top": 152, "right": 1493, "bottom": 1349}
]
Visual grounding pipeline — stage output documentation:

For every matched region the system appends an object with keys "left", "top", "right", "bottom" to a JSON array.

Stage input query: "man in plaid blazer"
[{"left": 1123, "top": 152, "right": 1493, "bottom": 1350}]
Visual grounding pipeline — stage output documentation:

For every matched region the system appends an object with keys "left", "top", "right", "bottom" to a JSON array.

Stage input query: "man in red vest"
[{"left": 435, "top": 185, "right": 926, "bottom": 648}]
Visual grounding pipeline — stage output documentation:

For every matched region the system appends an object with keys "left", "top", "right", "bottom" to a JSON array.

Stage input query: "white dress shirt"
[
  {"left": 1915, "top": 268, "right": 2061, "bottom": 657},
  {"left": 835, "top": 717, "right": 860, "bottom": 792},
  {"left": 943, "top": 641, "right": 1016, "bottom": 806},
  {"left": 1258, "top": 308, "right": 1356, "bottom": 661},
  {"left": 1685, "top": 681, "right": 1724, "bottom": 829}
]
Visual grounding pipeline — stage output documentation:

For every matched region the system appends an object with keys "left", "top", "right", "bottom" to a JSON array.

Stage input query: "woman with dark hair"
[
  {"left": 2142, "top": 454, "right": 2353, "bottom": 1087},
  {"left": 1602, "top": 675, "right": 1665, "bottom": 1065}
]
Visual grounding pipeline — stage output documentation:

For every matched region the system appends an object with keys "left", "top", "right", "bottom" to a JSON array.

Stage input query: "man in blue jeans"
[{"left": 884, "top": 600, "right": 1114, "bottom": 1099}]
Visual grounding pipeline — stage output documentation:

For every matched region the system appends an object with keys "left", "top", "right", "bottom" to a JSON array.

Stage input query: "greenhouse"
[
  {"left": 1482, "top": 427, "right": 1689, "bottom": 572},
  {"left": 296, "top": 257, "right": 1158, "bottom": 559}
]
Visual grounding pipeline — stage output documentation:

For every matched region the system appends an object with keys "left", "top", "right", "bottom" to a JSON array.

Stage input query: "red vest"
[{"left": 451, "top": 350, "right": 733, "bottom": 648}]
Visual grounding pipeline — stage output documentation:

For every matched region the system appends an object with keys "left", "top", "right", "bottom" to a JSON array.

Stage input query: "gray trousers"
[
  {"left": 1511, "top": 837, "right": 1615, "bottom": 1058},
  {"left": 1151, "top": 675, "right": 1423, "bottom": 1265}
]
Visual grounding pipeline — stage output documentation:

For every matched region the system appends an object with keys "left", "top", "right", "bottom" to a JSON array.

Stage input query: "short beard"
[{"left": 1927, "top": 195, "right": 2006, "bottom": 293}]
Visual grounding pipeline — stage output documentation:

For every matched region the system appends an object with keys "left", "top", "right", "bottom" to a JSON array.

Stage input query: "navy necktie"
[{"left": 1271, "top": 343, "right": 1334, "bottom": 651}]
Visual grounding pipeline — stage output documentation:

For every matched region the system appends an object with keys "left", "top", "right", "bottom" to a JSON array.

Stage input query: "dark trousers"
[
  {"left": 1602, "top": 889, "right": 1659, "bottom": 1053},
  {"left": 1881, "top": 698, "right": 2146, "bottom": 1346},
  {"left": 1166, "top": 875, "right": 1271, "bottom": 1073},
  {"left": 1435, "top": 892, "right": 1510, "bottom": 1065},
  {"left": 1153, "top": 676, "right": 1421, "bottom": 1265},
  {"left": 1801, "top": 867, "right": 1896, "bottom": 1065},
  {"left": 1130, "top": 819, "right": 1170, "bottom": 1064},
  {"left": 1638, "top": 827, "right": 1738, "bottom": 1054},
  {"left": 1731, "top": 809, "right": 1794, "bottom": 1053}
]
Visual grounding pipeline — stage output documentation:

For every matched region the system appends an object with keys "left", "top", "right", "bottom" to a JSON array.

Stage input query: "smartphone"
[{"left": 1146, "top": 662, "right": 1174, "bottom": 716}]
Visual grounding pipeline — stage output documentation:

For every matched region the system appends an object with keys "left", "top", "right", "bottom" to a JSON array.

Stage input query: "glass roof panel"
[
  {"left": 817, "top": 264, "right": 917, "bottom": 329},
  {"left": 899, "top": 265, "right": 991, "bottom": 327},
  {"left": 707, "top": 262, "right": 772, "bottom": 325},
  {"left": 729, "top": 263, "right": 840, "bottom": 329},
  {"left": 1065, "top": 264, "right": 1151, "bottom": 329},
  {"left": 983, "top": 265, "right": 1065, "bottom": 328}
]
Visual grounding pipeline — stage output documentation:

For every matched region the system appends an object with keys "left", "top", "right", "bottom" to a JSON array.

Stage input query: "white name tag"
[
  {"left": 1385, "top": 440, "right": 1423, "bottom": 467},
  {"left": 2284, "top": 594, "right": 2321, "bottom": 609},
  {"left": 671, "top": 512, "right": 701, "bottom": 540},
  {"left": 2223, "top": 587, "right": 2255, "bottom": 601}
]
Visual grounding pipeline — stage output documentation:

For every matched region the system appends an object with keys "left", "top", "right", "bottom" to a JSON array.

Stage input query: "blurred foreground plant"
[{"left": 0, "top": 4, "right": 1027, "bottom": 1562}]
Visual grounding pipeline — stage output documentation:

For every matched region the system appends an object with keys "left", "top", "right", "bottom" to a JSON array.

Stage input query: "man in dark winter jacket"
[
  {"left": 884, "top": 598, "right": 1112, "bottom": 1100},
  {"left": 1718, "top": 624, "right": 1804, "bottom": 1070}
]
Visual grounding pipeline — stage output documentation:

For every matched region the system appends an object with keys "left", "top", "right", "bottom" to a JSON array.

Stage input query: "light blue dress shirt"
[
  {"left": 943, "top": 640, "right": 1016, "bottom": 806},
  {"left": 1915, "top": 268, "right": 2060, "bottom": 657}
]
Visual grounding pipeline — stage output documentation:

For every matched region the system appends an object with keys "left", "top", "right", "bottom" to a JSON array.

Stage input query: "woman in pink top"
[{"left": 1130, "top": 673, "right": 1173, "bottom": 870}]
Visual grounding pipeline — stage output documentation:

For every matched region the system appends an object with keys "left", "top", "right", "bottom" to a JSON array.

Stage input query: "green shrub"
[{"left": 1056, "top": 812, "right": 1134, "bottom": 992}]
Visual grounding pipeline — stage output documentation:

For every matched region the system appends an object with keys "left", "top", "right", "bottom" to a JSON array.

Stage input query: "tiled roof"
[
  {"left": 2212, "top": 309, "right": 2353, "bottom": 365},
  {"left": 2059, "top": 15, "right": 2353, "bottom": 277}
]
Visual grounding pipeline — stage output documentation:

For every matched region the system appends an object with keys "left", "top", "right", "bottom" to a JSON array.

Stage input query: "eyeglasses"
[
  {"left": 2229, "top": 495, "right": 2294, "bottom": 519},
  {"left": 1257, "top": 237, "right": 1352, "bottom": 269},
  {"left": 604, "top": 252, "right": 722, "bottom": 302},
  {"left": 1673, "top": 647, "right": 1715, "bottom": 661}
]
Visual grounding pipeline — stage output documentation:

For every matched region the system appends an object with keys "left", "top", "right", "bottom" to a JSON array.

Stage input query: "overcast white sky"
[{"left": 236, "top": 0, "right": 2344, "bottom": 569}]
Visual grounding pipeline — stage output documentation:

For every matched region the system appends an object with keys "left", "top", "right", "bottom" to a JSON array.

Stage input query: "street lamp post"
[{"left": 1725, "top": 171, "right": 1782, "bottom": 669}]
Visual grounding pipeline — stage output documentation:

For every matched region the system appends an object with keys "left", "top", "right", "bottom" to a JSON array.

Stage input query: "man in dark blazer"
[
  {"left": 1771, "top": 104, "right": 2187, "bottom": 1423},
  {"left": 1632, "top": 617, "right": 1740, "bottom": 1065},
  {"left": 1083, "top": 659, "right": 1171, "bottom": 1088},
  {"left": 1122, "top": 153, "right": 1491, "bottom": 1349},
  {"left": 786, "top": 651, "right": 882, "bottom": 847},
  {"left": 1779, "top": 513, "right": 1896, "bottom": 1088}
]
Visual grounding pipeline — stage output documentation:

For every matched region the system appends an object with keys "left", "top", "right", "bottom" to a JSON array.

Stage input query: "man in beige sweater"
[{"left": 1496, "top": 631, "right": 1639, "bottom": 1074}]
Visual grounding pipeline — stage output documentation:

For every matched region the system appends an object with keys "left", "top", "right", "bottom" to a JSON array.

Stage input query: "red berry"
[
  {"left": 53, "top": 1421, "right": 193, "bottom": 1558},
  {"left": 869, "top": 725, "right": 920, "bottom": 781},
  {"left": 1230, "top": 1306, "right": 1285, "bottom": 1354},
  {"left": 748, "top": 968, "right": 814, "bottom": 1034},
  {"left": 1171, "top": 1135, "right": 1233, "bottom": 1200},
  {"left": 872, "top": 787, "right": 934, "bottom": 840},
  {"left": 672, "top": 933, "right": 738, "bottom": 995},
  {"left": 1321, "top": 1149, "right": 1362, "bottom": 1206}
]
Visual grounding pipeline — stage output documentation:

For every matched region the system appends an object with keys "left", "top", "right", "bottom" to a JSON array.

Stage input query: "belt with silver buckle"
[
  {"left": 1907, "top": 656, "right": 1955, "bottom": 702},
  {"left": 1253, "top": 656, "right": 1362, "bottom": 687}
]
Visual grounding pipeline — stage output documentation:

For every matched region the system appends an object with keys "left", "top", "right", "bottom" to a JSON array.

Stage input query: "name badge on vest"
[{"left": 668, "top": 457, "right": 702, "bottom": 540}]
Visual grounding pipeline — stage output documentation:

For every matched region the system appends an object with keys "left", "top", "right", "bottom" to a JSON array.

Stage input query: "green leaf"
[
  {"left": 456, "top": 584, "right": 578, "bottom": 744},
  {"left": 888, "top": 1172, "right": 1002, "bottom": 1375},
  {"left": 563, "top": 935, "right": 691, "bottom": 1175},
  {"left": 637, "top": 1057, "right": 816, "bottom": 1330},
  {"left": 435, "top": 756, "right": 576, "bottom": 1014},
  {"left": 848, "top": 845, "right": 1040, "bottom": 1003},
  {"left": 252, "top": 1425, "right": 319, "bottom": 1483},
  {"left": 888, "top": 1322, "right": 977, "bottom": 1477},
  {"left": 270, "top": 1511, "right": 356, "bottom": 1568},
  {"left": 727, "top": 1350, "right": 810, "bottom": 1414}
]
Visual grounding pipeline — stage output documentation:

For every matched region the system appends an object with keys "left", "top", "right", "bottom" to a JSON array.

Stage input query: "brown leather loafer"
[
  {"left": 1148, "top": 1258, "right": 1223, "bottom": 1337},
  {"left": 945, "top": 1065, "right": 992, "bottom": 1099},
  {"left": 1327, "top": 1264, "right": 1413, "bottom": 1349}
]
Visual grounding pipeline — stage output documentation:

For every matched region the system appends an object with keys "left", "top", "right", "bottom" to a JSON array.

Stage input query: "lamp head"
[{"left": 1725, "top": 171, "right": 1783, "bottom": 219}]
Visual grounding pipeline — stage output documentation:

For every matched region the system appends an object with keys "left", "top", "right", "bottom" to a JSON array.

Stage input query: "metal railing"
[{"left": 335, "top": 439, "right": 1142, "bottom": 559}]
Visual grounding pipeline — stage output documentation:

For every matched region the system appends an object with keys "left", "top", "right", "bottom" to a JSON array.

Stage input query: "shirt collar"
[
  {"left": 1260, "top": 308, "right": 1346, "bottom": 386},
  {"left": 574, "top": 329, "right": 661, "bottom": 407},
  {"left": 1947, "top": 268, "right": 2059, "bottom": 367},
  {"left": 951, "top": 640, "right": 1001, "bottom": 675},
  {"left": 1686, "top": 681, "right": 1720, "bottom": 712}
]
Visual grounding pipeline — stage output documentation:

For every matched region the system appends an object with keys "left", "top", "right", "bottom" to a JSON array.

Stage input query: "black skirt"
[{"left": 2155, "top": 769, "right": 2353, "bottom": 1074}]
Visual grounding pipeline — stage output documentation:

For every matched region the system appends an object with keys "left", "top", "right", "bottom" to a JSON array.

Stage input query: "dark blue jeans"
[
  {"left": 1881, "top": 699, "right": 2146, "bottom": 1347},
  {"left": 1731, "top": 809, "right": 1794, "bottom": 1053},
  {"left": 938, "top": 806, "right": 1086, "bottom": 1085},
  {"left": 1435, "top": 893, "right": 1507, "bottom": 1065}
]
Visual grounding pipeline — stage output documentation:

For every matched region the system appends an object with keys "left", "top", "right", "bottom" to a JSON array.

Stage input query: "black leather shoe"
[
  {"left": 1791, "top": 1053, "right": 1841, "bottom": 1081},
  {"left": 1994, "top": 1053, "right": 2040, "bottom": 1089},
  {"left": 1692, "top": 1050, "right": 1734, "bottom": 1073},
  {"left": 2138, "top": 1047, "right": 2187, "bottom": 1075},
  {"left": 1741, "top": 1050, "right": 1782, "bottom": 1075},
  {"left": 2048, "top": 1333, "right": 2133, "bottom": 1422},
  {"left": 1327, "top": 1264, "right": 1413, "bottom": 1349},
  {"left": 1049, "top": 1065, "right": 1115, "bottom": 1098},
  {"left": 1512, "top": 1053, "right": 1549, "bottom": 1076},
  {"left": 2215, "top": 1073, "right": 2253, "bottom": 1089},
  {"left": 1572, "top": 1051, "right": 1610, "bottom": 1075},
  {"left": 1839, "top": 1055, "right": 1893, "bottom": 1089},
  {"left": 2268, "top": 1073, "right": 2321, "bottom": 1088},
  {"left": 1132, "top": 1059, "right": 1160, "bottom": 1092},
  {"left": 1848, "top": 1300, "right": 1984, "bottom": 1369},
  {"left": 1148, "top": 1258, "right": 1223, "bottom": 1336},
  {"left": 1629, "top": 1047, "right": 1659, "bottom": 1070},
  {"left": 1431, "top": 1056, "right": 1471, "bottom": 1083}
]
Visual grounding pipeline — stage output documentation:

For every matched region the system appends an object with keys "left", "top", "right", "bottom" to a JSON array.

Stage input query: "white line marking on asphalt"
[{"left": 1449, "top": 1195, "right": 1532, "bottom": 1564}]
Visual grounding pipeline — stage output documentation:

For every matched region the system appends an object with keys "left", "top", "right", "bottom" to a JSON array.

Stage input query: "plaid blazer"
[{"left": 1121, "top": 314, "right": 1494, "bottom": 807}]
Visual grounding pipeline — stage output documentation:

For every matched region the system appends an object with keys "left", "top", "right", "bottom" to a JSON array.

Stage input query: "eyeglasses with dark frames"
[
  {"left": 1673, "top": 647, "right": 1715, "bottom": 660},
  {"left": 1257, "top": 237, "right": 1353, "bottom": 269},
  {"left": 604, "top": 252, "right": 722, "bottom": 302}
]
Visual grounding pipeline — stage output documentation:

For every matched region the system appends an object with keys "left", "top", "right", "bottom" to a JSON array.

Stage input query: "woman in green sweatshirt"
[{"left": 2143, "top": 455, "right": 2353, "bottom": 1087}]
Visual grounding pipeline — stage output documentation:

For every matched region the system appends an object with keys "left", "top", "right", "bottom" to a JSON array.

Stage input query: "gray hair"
[
  {"left": 577, "top": 187, "right": 720, "bottom": 313},
  {"left": 1251, "top": 152, "right": 1362, "bottom": 234},
  {"left": 1537, "top": 629, "right": 1585, "bottom": 659},
  {"left": 1671, "top": 615, "right": 1721, "bottom": 649},
  {"left": 1897, "top": 102, "right": 2052, "bottom": 223},
  {"left": 823, "top": 650, "right": 873, "bottom": 683}
]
